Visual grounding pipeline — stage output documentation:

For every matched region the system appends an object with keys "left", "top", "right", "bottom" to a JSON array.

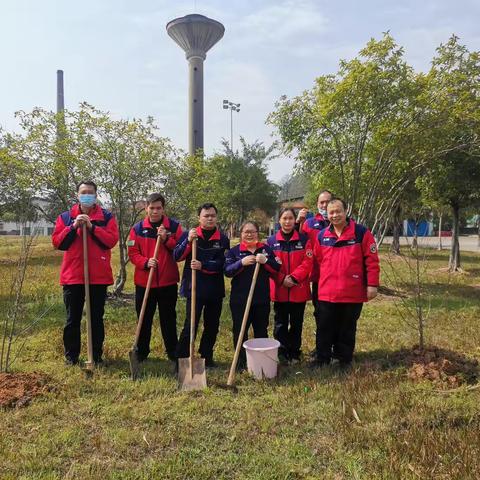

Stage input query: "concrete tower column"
[{"left": 166, "top": 14, "right": 225, "bottom": 156}]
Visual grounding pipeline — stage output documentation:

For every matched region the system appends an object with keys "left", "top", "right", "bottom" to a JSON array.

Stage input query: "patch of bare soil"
[
  {"left": 392, "top": 346, "right": 479, "bottom": 388},
  {"left": 0, "top": 372, "right": 53, "bottom": 408}
]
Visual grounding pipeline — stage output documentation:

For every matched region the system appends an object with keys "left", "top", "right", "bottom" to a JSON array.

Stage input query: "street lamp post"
[{"left": 223, "top": 99, "right": 240, "bottom": 151}]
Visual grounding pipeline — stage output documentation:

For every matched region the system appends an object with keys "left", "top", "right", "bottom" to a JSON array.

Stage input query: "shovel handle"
[
  {"left": 189, "top": 238, "right": 197, "bottom": 379},
  {"left": 227, "top": 261, "right": 261, "bottom": 386},
  {"left": 82, "top": 224, "right": 94, "bottom": 370},
  {"left": 133, "top": 233, "right": 163, "bottom": 346}
]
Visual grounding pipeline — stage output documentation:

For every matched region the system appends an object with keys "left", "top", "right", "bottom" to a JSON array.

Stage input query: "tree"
[
  {"left": 268, "top": 34, "right": 427, "bottom": 237},
  {"left": 163, "top": 138, "right": 279, "bottom": 235},
  {"left": 416, "top": 36, "right": 480, "bottom": 271},
  {"left": 3, "top": 104, "right": 173, "bottom": 295}
]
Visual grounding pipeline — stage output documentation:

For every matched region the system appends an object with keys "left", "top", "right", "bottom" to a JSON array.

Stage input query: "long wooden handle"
[
  {"left": 82, "top": 224, "right": 94, "bottom": 369},
  {"left": 227, "top": 261, "right": 261, "bottom": 386},
  {"left": 133, "top": 234, "right": 163, "bottom": 346},
  {"left": 189, "top": 238, "right": 197, "bottom": 379}
]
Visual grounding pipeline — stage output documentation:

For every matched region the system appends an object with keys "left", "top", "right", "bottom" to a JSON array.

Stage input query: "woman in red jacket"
[
  {"left": 267, "top": 208, "right": 313, "bottom": 363},
  {"left": 313, "top": 198, "right": 380, "bottom": 368}
]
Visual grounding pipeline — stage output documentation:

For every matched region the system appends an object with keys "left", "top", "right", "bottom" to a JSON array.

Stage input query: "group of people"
[{"left": 52, "top": 181, "right": 380, "bottom": 372}]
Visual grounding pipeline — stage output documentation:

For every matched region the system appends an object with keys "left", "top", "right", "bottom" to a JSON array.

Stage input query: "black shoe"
[
  {"left": 338, "top": 361, "right": 352, "bottom": 372},
  {"left": 308, "top": 359, "right": 330, "bottom": 369},
  {"left": 167, "top": 353, "right": 176, "bottom": 362},
  {"left": 64, "top": 357, "right": 79, "bottom": 366},
  {"left": 94, "top": 358, "right": 104, "bottom": 367},
  {"left": 278, "top": 352, "right": 290, "bottom": 366},
  {"left": 204, "top": 358, "right": 217, "bottom": 369}
]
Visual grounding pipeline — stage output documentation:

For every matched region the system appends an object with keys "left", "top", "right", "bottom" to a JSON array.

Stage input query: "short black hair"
[
  {"left": 197, "top": 203, "right": 218, "bottom": 215},
  {"left": 240, "top": 221, "right": 259, "bottom": 233},
  {"left": 76, "top": 180, "right": 97, "bottom": 193},
  {"left": 278, "top": 207, "right": 296, "bottom": 220},
  {"left": 328, "top": 197, "right": 347, "bottom": 211},
  {"left": 146, "top": 193, "right": 165, "bottom": 207},
  {"left": 318, "top": 189, "right": 333, "bottom": 199}
]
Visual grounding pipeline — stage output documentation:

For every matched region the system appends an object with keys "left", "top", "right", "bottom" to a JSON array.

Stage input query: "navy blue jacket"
[
  {"left": 174, "top": 226, "right": 230, "bottom": 299},
  {"left": 224, "top": 242, "right": 280, "bottom": 305}
]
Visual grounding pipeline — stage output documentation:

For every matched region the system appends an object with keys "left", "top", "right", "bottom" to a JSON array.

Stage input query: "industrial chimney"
[{"left": 166, "top": 14, "right": 225, "bottom": 155}]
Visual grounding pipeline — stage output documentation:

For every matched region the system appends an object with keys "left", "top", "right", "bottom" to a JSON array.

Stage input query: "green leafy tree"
[{"left": 417, "top": 36, "right": 480, "bottom": 271}]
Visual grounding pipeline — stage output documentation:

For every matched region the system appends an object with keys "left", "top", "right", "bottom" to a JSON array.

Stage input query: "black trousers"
[
  {"left": 273, "top": 301, "right": 306, "bottom": 360},
  {"left": 135, "top": 284, "right": 178, "bottom": 360},
  {"left": 315, "top": 301, "right": 363, "bottom": 365},
  {"left": 63, "top": 284, "right": 107, "bottom": 362},
  {"left": 311, "top": 282, "right": 320, "bottom": 316},
  {"left": 231, "top": 302, "right": 270, "bottom": 367},
  {"left": 176, "top": 297, "right": 223, "bottom": 360}
]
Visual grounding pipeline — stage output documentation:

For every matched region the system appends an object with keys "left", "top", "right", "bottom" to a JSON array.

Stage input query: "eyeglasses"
[{"left": 242, "top": 230, "right": 258, "bottom": 235}]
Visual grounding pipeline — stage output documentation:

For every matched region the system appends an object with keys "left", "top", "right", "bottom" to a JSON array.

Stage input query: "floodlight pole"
[{"left": 223, "top": 99, "right": 240, "bottom": 152}]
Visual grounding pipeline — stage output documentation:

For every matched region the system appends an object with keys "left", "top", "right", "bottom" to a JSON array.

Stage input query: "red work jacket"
[
  {"left": 52, "top": 204, "right": 119, "bottom": 285},
  {"left": 313, "top": 220, "right": 380, "bottom": 303},
  {"left": 266, "top": 230, "right": 313, "bottom": 303},
  {"left": 128, "top": 216, "right": 183, "bottom": 288}
]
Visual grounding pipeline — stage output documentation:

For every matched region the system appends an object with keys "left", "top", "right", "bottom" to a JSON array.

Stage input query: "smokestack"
[
  {"left": 56, "top": 70, "right": 64, "bottom": 113},
  {"left": 166, "top": 14, "right": 225, "bottom": 155}
]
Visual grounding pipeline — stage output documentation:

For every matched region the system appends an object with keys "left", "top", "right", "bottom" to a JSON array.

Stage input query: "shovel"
[
  {"left": 178, "top": 238, "right": 207, "bottom": 391},
  {"left": 227, "top": 261, "right": 260, "bottom": 387},
  {"left": 82, "top": 223, "right": 94, "bottom": 376},
  {"left": 129, "top": 233, "right": 163, "bottom": 380}
]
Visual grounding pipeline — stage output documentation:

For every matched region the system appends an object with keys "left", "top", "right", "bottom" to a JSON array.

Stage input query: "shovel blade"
[
  {"left": 129, "top": 349, "right": 141, "bottom": 381},
  {"left": 177, "top": 357, "right": 207, "bottom": 391}
]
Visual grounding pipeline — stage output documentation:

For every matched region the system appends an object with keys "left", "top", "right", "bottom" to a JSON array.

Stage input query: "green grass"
[{"left": 0, "top": 236, "right": 479, "bottom": 479}]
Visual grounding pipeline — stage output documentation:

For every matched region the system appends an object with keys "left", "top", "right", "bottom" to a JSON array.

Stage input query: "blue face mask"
[{"left": 79, "top": 194, "right": 96, "bottom": 207}]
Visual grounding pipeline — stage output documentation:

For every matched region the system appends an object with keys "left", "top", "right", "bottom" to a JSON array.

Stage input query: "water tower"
[{"left": 166, "top": 14, "right": 225, "bottom": 155}]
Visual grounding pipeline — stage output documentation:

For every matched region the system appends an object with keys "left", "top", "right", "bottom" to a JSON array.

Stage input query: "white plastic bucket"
[{"left": 243, "top": 338, "right": 280, "bottom": 380}]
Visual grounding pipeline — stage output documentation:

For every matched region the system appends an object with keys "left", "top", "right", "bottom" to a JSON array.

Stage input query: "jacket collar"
[
  {"left": 143, "top": 215, "right": 170, "bottom": 230},
  {"left": 326, "top": 218, "right": 355, "bottom": 240},
  {"left": 314, "top": 212, "right": 327, "bottom": 222},
  {"left": 275, "top": 229, "right": 300, "bottom": 242},
  {"left": 71, "top": 203, "right": 104, "bottom": 221},
  {"left": 239, "top": 241, "right": 264, "bottom": 251},
  {"left": 196, "top": 226, "right": 221, "bottom": 241}
]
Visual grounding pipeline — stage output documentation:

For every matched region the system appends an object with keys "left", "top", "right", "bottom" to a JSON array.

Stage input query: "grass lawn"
[{"left": 0, "top": 236, "right": 479, "bottom": 479}]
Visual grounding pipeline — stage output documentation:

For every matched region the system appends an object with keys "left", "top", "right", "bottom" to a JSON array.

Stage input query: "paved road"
[{"left": 382, "top": 235, "right": 480, "bottom": 253}]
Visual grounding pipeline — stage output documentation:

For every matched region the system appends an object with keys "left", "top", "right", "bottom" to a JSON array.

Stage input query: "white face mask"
[{"left": 319, "top": 208, "right": 328, "bottom": 217}]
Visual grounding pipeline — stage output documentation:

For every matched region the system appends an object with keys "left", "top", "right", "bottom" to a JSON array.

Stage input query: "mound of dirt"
[
  {"left": 393, "top": 347, "right": 479, "bottom": 388},
  {"left": 0, "top": 372, "right": 52, "bottom": 408}
]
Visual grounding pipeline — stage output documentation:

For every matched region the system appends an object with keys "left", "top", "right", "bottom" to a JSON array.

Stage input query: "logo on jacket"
[
  {"left": 370, "top": 244, "right": 377, "bottom": 253},
  {"left": 212, "top": 242, "right": 220, "bottom": 248}
]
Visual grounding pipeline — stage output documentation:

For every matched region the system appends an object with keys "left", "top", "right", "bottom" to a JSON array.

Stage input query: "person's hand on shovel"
[
  {"left": 188, "top": 228, "right": 198, "bottom": 243},
  {"left": 157, "top": 225, "right": 168, "bottom": 242},
  {"left": 73, "top": 214, "right": 92, "bottom": 230},
  {"left": 147, "top": 258, "right": 158, "bottom": 269},
  {"left": 256, "top": 253, "right": 267, "bottom": 264},
  {"left": 191, "top": 259, "right": 202, "bottom": 270}
]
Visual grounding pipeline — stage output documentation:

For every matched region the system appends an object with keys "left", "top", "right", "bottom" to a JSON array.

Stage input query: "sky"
[{"left": 1, "top": 0, "right": 479, "bottom": 182}]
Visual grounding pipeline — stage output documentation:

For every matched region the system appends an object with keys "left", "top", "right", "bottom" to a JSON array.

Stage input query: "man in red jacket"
[
  {"left": 128, "top": 193, "right": 183, "bottom": 362},
  {"left": 312, "top": 198, "right": 380, "bottom": 368},
  {"left": 52, "top": 180, "right": 119, "bottom": 365}
]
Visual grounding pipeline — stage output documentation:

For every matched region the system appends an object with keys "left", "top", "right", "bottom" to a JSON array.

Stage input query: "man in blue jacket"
[{"left": 174, "top": 203, "right": 230, "bottom": 367}]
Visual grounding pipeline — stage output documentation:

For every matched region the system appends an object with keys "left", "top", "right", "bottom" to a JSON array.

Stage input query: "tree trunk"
[
  {"left": 390, "top": 204, "right": 401, "bottom": 255},
  {"left": 112, "top": 237, "right": 127, "bottom": 297},
  {"left": 477, "top": 216, "right": 480, "bottom": 247},
  {"left": 437, "top": 213, "right": 443, "bottom": 251},
  {"left": 449, "top": 203, "right": 461, "bottom": 272}
]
